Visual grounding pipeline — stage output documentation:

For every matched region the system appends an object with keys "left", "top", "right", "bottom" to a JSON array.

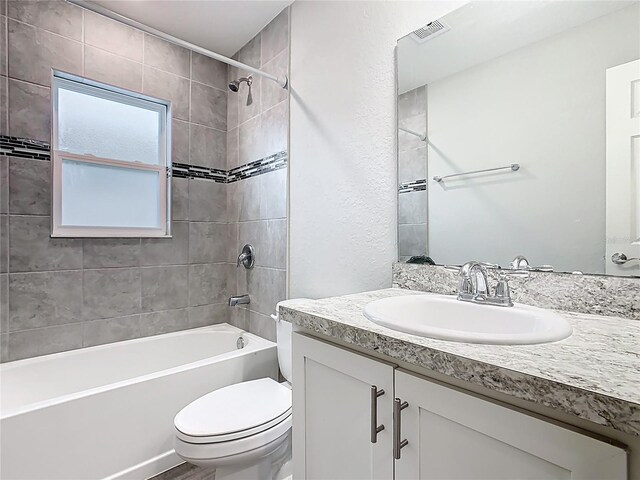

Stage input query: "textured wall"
[
  {"left": 226, "top": 9, "right": 290, "bottom": 341},
  {"left": 0, "top": 0, "right": 232, "bottom": 361},
  {"left": 288, "top": 1, "right": 463, "bottom": 299}
]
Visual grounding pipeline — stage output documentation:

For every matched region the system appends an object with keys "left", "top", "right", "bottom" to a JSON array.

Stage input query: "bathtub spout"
[{"left": 229, "top": 294, "right": 250, "bottom": 307}]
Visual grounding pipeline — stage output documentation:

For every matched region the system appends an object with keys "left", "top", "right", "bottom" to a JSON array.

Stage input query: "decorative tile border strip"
[
  {"left": 0, "top": 135, "right": 51, "bottom": 160},
  {"left": 0, "top": 135, "right": 287, "bottom": 183},
  {"left": 398, "top": 179, "right": 427, "bottom": 194},
  {"left": 227, "top": 151, "right": 287, "bottom": 183}
]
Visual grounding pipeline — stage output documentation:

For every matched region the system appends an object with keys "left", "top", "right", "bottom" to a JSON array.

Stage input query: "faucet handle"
[{"left": 499, "top": 269, "right": 530, "bottom": 279}]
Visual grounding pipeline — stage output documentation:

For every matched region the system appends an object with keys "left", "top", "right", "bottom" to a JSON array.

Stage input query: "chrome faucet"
[
  {"left": 449, "top": 261, "right": 528, "bottom": 307},
  {"left": 510, "top": 255, "right": 554, "bottom": 272},
  {"left": 229, "top": 294, "right": 250, "bottom": 307}
]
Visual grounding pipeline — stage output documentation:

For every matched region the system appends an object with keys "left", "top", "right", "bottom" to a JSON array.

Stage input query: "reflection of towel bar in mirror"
[
  {"left": 433, "top": 163, "right": 520, "bottom": 183},
  {"left": 399, "top": 127, "right": 427, "bottom": 142}
]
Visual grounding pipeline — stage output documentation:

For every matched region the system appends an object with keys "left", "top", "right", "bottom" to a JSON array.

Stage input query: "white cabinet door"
[
  {"left": 395, "top": 370, "right": 627, "bottom": 480},
  {"left": 292, "top": 333, "right": 395, "bottom": 480}
]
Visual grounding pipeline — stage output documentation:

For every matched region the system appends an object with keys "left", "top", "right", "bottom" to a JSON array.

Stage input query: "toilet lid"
[{"left": 174, "top": 378, "right": 292, "bottom": 439}]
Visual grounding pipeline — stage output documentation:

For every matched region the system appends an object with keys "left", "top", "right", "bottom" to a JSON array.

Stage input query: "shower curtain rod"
[{"left": 66, "top": 0, "right": 288, "bottom": 89}]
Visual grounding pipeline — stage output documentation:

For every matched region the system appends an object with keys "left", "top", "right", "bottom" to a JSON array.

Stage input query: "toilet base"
[{"left": 177, "top": 430, "right": 291, "bottom": 480}]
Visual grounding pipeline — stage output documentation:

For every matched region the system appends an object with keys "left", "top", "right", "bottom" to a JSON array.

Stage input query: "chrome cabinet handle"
[
  {"left": 393, "top": 398, "right": 409, "bottom": 459},
  {"left": 612, "top": 253, "right": 639, "bottom": 265},
  {"left": 370, "top": 386, "right": 385, "bottom": 443}
]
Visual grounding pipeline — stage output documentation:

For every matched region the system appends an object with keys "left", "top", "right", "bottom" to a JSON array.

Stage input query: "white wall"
[
  {"left": 288, "top": 0, "right": 463, "bottom": 299},
  {"left": 427, "top": 3, "right": 639, "bottom": 274}
]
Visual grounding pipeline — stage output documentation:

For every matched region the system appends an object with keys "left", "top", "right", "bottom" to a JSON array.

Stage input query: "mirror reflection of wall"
[{"left": 397, "top": 1, "right": 640, "bottom": 276}]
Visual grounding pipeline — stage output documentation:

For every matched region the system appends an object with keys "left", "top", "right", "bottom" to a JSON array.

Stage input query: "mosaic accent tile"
[
  {"left": 398, "top": 178, "right": 426, "bottom": 194},
  {"left": 0, "top": 135, "right": 287, "bottom": 183}
]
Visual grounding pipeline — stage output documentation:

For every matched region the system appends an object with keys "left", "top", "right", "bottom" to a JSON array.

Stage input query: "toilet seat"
[
  {"left": 174, "top": 378, "right": 292, "bottom": 445},
  {"left": 175, "top": 414, "right": 292, "bottom": 461}
]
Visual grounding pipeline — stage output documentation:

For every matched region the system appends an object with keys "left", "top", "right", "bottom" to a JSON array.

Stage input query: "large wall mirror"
[{"left": 397, "top": 1, "right": 640, "bottom": 277}]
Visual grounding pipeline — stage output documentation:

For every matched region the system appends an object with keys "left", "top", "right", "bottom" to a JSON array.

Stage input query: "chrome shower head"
[{"left": 228, "top": 76, "right": 253, "bottom": 106}]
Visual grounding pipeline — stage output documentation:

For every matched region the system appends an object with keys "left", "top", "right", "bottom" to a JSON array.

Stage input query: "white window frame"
[{"left": 51, "top": 70, "right": 172, "bottom": 238}]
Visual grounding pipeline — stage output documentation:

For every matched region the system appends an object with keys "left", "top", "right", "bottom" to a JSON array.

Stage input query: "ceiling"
[
  {"left": 93, "top": 0, "right": 292, "bottom": 57},
  {"left": 397, "top": 0, "right": 637, "bottom": 93}
]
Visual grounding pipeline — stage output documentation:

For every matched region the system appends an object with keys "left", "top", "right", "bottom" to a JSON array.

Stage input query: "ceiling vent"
[{"left": 411, "top": 19, "right": 450, "bottom": 43}]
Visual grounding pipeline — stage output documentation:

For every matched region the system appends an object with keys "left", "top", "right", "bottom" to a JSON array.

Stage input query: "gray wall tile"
[
  {"left": 261, "top": 100, "right": 288, "bottom": 156},
  {"left": 227, "top": 223, "right": 239, "bottom": 263},
  {"left": 83, "top": 268, "right": 141, "bottom": 320},
  {"left": 189, "top": 263, "right": 228, "bottom": 306},
  {"left": 172, "top": 119, "right": 189, "bottom": 165},
  {"left": 0, "top": 333, "right": 7, "bottom": 362},
  {"left": 171, "top": 178, "right": 189, "bottom": 221},
  {"left": 226, "top": 127, "right": 239, "bottom": 170},
  {"left": 0, "top": 273, "right": 7, "bottom": 332},
  {"left": 191, "top": 52, "right": 227, "bottom": 90},
  {"left": 84, "top": 45, "right": 143, "bottom": 92},
  {"left": 189, "top": 123, "right": 226, "bottom": 169},
  {"left": 7, "top": 0, "right": 82, "bottom": 40},
  {"left": 8, "top": 18, "right": 82, "bottom": 86},
  {"left": 83, "top": 314, "right": 141, "bottom": 347},
  {"left": 0, "top": 157, "right": 7, "bottom": 213},
  {"left": 261, "top": 8, "right": 288, "bottom": 65},
  {"left": 228, "top": 306, "right": 248, "bottom": 330},
  {"left": 189, "top": 222, "right": 227, "bottom": 264},
  {"left": 0, "top": 76, "right": 7, "bottom": 134},
  {"left": 261, "top": 49, "right": 288, "bottom": 113},
  {"left": 141, "top": 265, "right": 188, "bottom": 312},
  {"left": 84, "top": 10, "right": 143, "bottom": 61},
  {"left": 1, "top": 15, "right": 7, "bottom": 76},
  {"left": 398, "top": 190, "right": 427, "bottom": 225},
  {"left": 143, "top": 66, "right": 190, "bottom": 121},
  {"left": 398, "top": 224, "right": 427, "bottom": 257},
  {"left": 249, "top": 310, "right": 276, "bottom": 342},
  {"left": 246, "top": 266, "right": 285, "bottom": 316},
  {"left": 228, "top": 176, "right": 260, "bottom": 222},
  {"left": 188, "top": 303, "right": 227, "bottom": 328},
  {"left": 83, "top": 238, "right": 140, "bottom": 269},
  {"left": 140, "top": 221, "right": 188, "bottom": 266},
  {"left": 227, "top": 87, "right": 239, "bottom": 131},
  {"left": 0, "top": 215, "right": 6, "bottom": 273},
  {"left": 399, "top": 147, "right": 427, "bottom": 183},
  {"left": 9, "top": 215, "right": 82, "bottom": 272},
  {"left": 188, "top": 179, "right": 226, "bottom": 222},
  {"left": 144, "top": 34, "right": 190, "bottom": 78},
  {"left": 259, "top": 168, "right": 287, "bottom": 220},
  {"left": 8, "top": 78, "right": 50, "bottom": 141},
  {"left": 9, "top": 270, "right": 83, "bottom": 330},
  {"left": 238, "top": 34, "right": 260, "bottom": 68},
  {"left": 8, "top": 157, "right": 50, "bottom": 215},
  {"left": 140, "top": 308, "right": 188, "bottom": 336},
  {"left": 190, "top": 82, "right": 226, "bottom": 130},
  {"left": 8, "top": 323, "right": 83, "bottom": 361},
  {"left": 238, "top": 114, "right": 262, "bottom": 165}
]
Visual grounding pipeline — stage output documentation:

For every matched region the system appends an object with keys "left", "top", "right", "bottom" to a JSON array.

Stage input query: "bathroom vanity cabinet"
[{"left": 292, "top": 332, "right": 628, "bottom": 480}]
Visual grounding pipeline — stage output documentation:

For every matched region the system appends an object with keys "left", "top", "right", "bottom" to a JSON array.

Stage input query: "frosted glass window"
[
  {"left": 61, "top": 159, "right": 161, "bottom": 228},
  {"left": 58, "top": 89, "right": 162, "bottom": 165},
  {"left": 51, "top": 72, "right": 170, "bottom": 237}
]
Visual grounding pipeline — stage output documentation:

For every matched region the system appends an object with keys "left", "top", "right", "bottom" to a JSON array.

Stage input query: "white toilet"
[{"left": 174, "top": 300, "right": 304, "bottom": 480}]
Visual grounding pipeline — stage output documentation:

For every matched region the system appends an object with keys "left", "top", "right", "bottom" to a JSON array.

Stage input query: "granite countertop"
[{"left": 279, "top": 288, "right": 640, "bottom": 437}]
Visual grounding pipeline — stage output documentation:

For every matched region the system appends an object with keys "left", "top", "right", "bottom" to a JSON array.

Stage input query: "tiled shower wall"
[
  {"left": 398, "top": 85, "right": 427, "bottom": 261},
  {"left": 0, "top": 0, "right": 234, "bottom": 361},
  {"left": 226, "top": 9, "right": 289, "bottom": 342}
]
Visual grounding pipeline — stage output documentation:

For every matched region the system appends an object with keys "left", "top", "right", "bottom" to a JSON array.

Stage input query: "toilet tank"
[
  {"left": 274, "top": 299, "right": 310, "bottom": 383},
  {"left": 276, "top": 320, "right": 293, "bottom": 382}
]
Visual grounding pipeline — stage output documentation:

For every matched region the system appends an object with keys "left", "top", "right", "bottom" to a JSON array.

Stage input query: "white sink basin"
[{"left": 363, "top": 294, "right": 573, "bottom": 345}]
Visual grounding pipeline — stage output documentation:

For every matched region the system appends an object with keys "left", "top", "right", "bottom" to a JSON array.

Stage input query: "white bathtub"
[{"left": 0, "top": 324, "right": 277, "bottom": 480}]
